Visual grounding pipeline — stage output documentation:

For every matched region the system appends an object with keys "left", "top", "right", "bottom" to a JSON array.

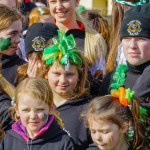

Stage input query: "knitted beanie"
[
  {"left": 120, "top": 3, "right": 150, "bottom": 40},
  {"left": 25, "top": 23, "right": 58, "bottom": 55}
]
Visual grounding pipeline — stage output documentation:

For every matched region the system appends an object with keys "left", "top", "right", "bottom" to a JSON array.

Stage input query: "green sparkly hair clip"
[
  {"left": 114, "top": 0, "right": 150, "bottom": 6},
  {"left": 42, "top": 30, "right": 83, "bottom": 71}
]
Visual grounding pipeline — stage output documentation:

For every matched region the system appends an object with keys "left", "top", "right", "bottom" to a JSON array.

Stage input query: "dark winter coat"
[
  {"left": 0, "top": 119, "right": 75, "bottom": 150},
  {"left": 56, "top": 95, "right": 93, "bottom": 150}
]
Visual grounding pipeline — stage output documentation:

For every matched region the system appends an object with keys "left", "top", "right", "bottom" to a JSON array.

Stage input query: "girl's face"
[
  {"left": 0, "top": 19, "right": 22, "bottom": 56},
  {"left": 47, "top": 63, "right": 79, "bottom": 99},
  {"left": 122, "top": 37, "right": 150, "bottom": 66},
  {"left": 16, "top": 93, "right": 50, "bottom": 138},
  {"left": 48, "top": 0, "right": 79, "bottom": 24},
  {"left": 88, "top": 117, "right": 127, "bottom": 150}
]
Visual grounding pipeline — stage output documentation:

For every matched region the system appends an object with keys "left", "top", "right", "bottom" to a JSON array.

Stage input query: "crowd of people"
[{"left": 0, "top": 0, "right": 150, "bottom": 150}]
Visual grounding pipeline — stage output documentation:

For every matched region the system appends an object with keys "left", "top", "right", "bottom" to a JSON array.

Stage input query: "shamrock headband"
[
  {"left": 42, "top": 31, "right": 83, "bottom": 71},
  {"left": 114, "top": 0, "right": 150, "bottom": 6}
]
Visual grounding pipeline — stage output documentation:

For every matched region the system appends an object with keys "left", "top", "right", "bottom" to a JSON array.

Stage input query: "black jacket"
[
  {"left": 56, "top": 95, "right": 93, "bottom": 150},
  {"left": 1, "top": 53, "right": 26, "bottom": 85},
  {"left": 0, "top": 92, "right": 13, "bottom": 131},
  {"left": 0, "top": 119, "right": 75, "bottom": 150},
  {"left": 100, "top": 61, "right": 150, "bottom": 95}
]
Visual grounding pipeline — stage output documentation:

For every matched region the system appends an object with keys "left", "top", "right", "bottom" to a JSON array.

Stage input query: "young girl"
[
  {"left": 82, "top": 93, "right": 148, "bottom": 150},
  {"left": 0, "top": 4, "right": 25, "bottom": 85},
  {"left": 0, "top": 77, "right": 75, "bottom": 150},
  {"left": 47, "top": 0, "right": 107, "bottom": 76},
  {"left": 41, "top": 31, "right": 93, "bottom": 149}
]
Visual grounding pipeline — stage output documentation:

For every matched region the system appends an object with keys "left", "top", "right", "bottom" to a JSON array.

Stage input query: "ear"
[
  {"left": 120, "top": 122, "right": 129, "bottom": 133},
  {"left": 44, "top": 74, "right": 48, "bottom": 80},
  {"left": 75, "top": 0, "right": 80, "bottom": 7},
  {"left": 15, "top": 104, "right": 20, "bottom": 118}
]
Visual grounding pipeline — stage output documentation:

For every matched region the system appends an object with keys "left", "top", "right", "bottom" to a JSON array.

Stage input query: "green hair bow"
[
  {"left": 114, "top": 0, "right": 149, "bottom": 6},
  {"left": 42, "top": 31, "right": 83, "bottom": 71}
]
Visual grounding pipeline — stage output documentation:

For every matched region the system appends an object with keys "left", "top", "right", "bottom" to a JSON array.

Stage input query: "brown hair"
[
  {"left": 40, "top": 51, "right": 89, "bottom": 99},
  {"left": 82, "top": 95, "right": 148, "bottom": 149},
  {"left": 0, "top": 4, "right": 23, "bottom": 31},
  {"left": 106, "top": 1, "right": 131, "bottom": 73}
]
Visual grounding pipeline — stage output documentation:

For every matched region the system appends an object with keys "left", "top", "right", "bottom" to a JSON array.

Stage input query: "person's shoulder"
[{"left": 86, "top": 143, "right": 99, "bottom": 150}]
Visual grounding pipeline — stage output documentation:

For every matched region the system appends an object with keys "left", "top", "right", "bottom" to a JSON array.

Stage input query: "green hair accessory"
[
  {"left": 110, "top": 64, "right": 128, "bottom": 90},
  {"left": 0, "top": 37, "right": 11, "bottom": 51},
  {"left": 42, "top": 31, "right": 83, "bottom": 71},
  {"left": 140, "top": 106, "right": 148, "bottom": 122},
  {"left": 126, "top": 88, "right": 135, "bottom": 102},
  {"left": 38, "top": 8, "right": 45, "bottom": 15},
  {"left": 114, "top": 0, "right": 150, "bottom": 6}
]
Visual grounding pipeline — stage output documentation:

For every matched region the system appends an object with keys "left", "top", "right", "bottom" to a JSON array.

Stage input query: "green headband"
[
  {"left": 42, "top": 31, "right": 83, "bottom": 71},
  {"left": 114, "top": 0, "right": 150, "bottom": 6},
  {"left": 0, "top": 37, "right": 11, "bottom": 51}
]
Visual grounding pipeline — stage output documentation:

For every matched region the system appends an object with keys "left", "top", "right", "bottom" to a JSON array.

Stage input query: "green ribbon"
[
  {"left": 110, "top": 64, "right": 128, "bottom": 90},
  {"left": 114, "top": 0, "right": 149, "bottom": 6},
  {"left": 42, "top": 31, "right": 83, "bottom": 70},
  {"left": 126, "top": 88, "right": 135, "bottom": 102},
  {"left": 0, "top": 37, "right": 11, "bottom": 51}
]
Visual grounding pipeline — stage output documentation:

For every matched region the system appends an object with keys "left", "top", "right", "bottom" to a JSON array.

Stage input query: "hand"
[{"left": 27, "top": 59, "right": 38, "bottom": 78}]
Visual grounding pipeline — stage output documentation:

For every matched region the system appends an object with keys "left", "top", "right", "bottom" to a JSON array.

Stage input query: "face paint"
[
  {"left": 109, "top": 137, "right": 113, "bottom": 144},
  {"left": 42, "top": 113, "right": 49, "bottom": 121},
  {"left": 0, "top": 37, "right": 11, "bottom": 51}
]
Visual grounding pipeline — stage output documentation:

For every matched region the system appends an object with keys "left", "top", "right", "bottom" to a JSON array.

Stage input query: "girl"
[
  {"left": 82, "top": 93, "right": 148, "bottom": 150},
  {"left": 47, "top": 0, "right": 107, "bottom": 76},
  {"left": 0, "top": 4, "right": 25, "bottom": 85},
  {"left": 29, "top": 6, "right": 55, "bottom": 26},
  {"left": 0, "top": 77, "right": 75, "bottom": 150},
  {"left": 41, "top": 31, "right": 93, "bottom": 149},
  {"left": 17, "top": 22, "right": 58, "bottom": 83}
]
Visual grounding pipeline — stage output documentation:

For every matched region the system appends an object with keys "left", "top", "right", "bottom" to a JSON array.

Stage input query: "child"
[
  {"left": 82, "top": 93, "right": 148, "bottom": 150},
  {"left": 41, "top": 31, "right": 93, "bottom": 149},
  {"left": 17, "top": 22, "right": 58, "bottom": 83},
  {"left": 101, "top": 3, "right": 150, "bottom": 95},
  {"left": 0, "top": 77, "right": 75, "bottom": 150},
  {"left": 0, "top": 4, "right": 25, "bottom": 85}
]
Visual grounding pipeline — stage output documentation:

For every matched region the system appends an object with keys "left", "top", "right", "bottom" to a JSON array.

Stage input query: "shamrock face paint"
[
  {"left": 42, "top": 113, "right": 49, "bottom": 121},
  {"left": 0, "top": 37, "right": 11, "bottom": 51}
]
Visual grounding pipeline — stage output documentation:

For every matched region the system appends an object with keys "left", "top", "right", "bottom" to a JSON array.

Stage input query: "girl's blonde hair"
[
  {"left": 0, "top": 4, "right": 23, "bottom": 31},
  {"left": 29, "top": 6, "right": 52, "bottom": 27},
  {"left": 76, "top": 12, "right": 107, "bottom": 67},
  {"left": 82, "top": 95, "right": 148, "bottom": 150},
  {"left": 11, "top": 77, "right": 64, "bottom": 127}
]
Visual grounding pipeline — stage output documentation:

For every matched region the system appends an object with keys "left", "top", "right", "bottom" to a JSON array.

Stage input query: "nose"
[
  {"left": 59, "top": 75, "right": 66, "bottom": 83},
  {"left": 129, "top": 38, "right": 138, "bottom": 49},
  {"left": 56, "top": 1, "right": 63, "bottom": 9},
  {"left": 14, "top": 34, "right": 20, "bottom": 44},
  {"left": 95, "top": 132, "right": 102, "bottom": 142},
  {"left": 30, "top": 111, "right": 37, "bottom": 119}
]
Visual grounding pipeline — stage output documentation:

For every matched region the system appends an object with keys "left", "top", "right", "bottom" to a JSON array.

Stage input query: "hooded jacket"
[
  {"left": 0, "top": 119, "right": 75, "bottom": 150},
  {"left": 0, "top": 53, "right": 26, "bottom": 85},
  {"left": 0, "top": 92, "right": 13, "bottom": 131},
  {"left": 56, "top": 95, "right": 93, "bottom": 150}
]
